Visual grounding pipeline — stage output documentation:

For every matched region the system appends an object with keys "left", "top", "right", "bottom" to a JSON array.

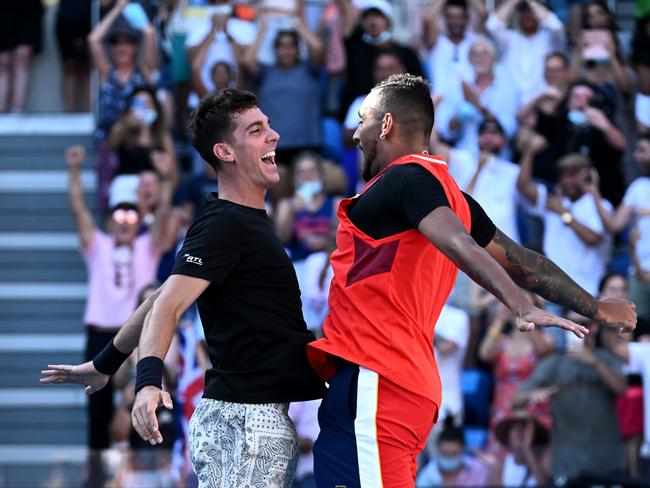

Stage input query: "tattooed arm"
[
  {"left": 418, "top": 207, "right": 588, "bottom": 337},
  {"left": 485, "top": 227, "right": 636, "bottom": 331}
]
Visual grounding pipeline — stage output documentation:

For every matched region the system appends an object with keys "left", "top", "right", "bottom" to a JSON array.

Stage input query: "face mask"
[
  {"left": 134, "top": 108, "right": 157, "bottom": 125},
  {"left": 362, "top": 31, "right": 392, "bottom": 45},
  {"left": 438, "top": 455, "right": 463, "bottom": 473},
  {"left": 296, "top": 180, "right": 323, "bottom": 204},
  {"left": 567, "top": 109, "right": 587, "bottom": 126}
]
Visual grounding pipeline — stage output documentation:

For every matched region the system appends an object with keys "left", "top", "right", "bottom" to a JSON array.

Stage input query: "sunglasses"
[{"left": 112, "top": 209, "right": 139, "bottom": 225}]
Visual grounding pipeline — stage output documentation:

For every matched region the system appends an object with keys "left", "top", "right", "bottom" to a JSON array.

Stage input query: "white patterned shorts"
[{"left": 189, "top": 399, "right": 299, "bottom": 488}]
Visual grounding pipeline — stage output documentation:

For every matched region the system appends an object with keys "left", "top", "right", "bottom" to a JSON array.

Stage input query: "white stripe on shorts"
[{"left": 354, "top": 367, "right": 384, "bottom": 488}]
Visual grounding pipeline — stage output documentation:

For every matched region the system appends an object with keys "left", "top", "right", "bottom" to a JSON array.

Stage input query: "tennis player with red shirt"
[{"left": 307, "top": 74, "right": 636, "bottom": 488}]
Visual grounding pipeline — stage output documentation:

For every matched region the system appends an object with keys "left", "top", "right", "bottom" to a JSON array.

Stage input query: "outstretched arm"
[
  {"left": 418, "top": 207, "right": 588, "bottom": 337},
  {"left": 485, "top": 227, "right": 636, "bottom": 331},
  {"left": 40, "top": 286, "right": 164, "bottom": 392}
]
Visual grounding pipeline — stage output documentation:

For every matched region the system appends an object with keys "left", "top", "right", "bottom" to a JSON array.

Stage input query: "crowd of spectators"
[{"left": 39, "top": 0, "right": 650, "bottom": 486}]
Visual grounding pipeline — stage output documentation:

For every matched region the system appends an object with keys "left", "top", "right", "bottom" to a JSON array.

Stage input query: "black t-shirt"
[
  {"left": 171, "top": 196, "right": 326, "bottom": 403},
  {"left": 348, "top": 164, "right": 496, "bottom": 246}
]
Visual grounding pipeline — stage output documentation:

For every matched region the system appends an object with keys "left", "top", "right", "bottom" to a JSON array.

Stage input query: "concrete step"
[
  {"left": 0, "top": 349, "right": 84, "bottom": 388},
  {"left": 0, "top": 446, "right": 86, "bottom": 488},
  {"left": 0, "top": 250, "right": 86, "bottom": 282},
  {"left": 0, "top": 299, "right": 85, "bottom": 334}
]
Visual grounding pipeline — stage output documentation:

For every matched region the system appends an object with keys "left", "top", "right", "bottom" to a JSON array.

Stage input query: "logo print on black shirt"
[{"left": 184, "top": 253, "right": 203, "bottom": 266}]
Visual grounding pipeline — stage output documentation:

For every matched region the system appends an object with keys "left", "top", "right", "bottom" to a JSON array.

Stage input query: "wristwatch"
[{"left": 561, "top": 211, "right": 574, "bottom": 225}]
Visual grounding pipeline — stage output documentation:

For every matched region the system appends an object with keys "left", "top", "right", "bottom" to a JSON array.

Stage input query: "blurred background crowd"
[{"left": 2, "top": 0, "right": 650, "bottom": 486}]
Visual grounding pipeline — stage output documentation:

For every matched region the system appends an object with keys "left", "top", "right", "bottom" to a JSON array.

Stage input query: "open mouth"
[{"left": 261, "top": 150, "right": 276, "bottom": 166}]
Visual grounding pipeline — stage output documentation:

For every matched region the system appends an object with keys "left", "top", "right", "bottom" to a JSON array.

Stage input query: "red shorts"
[{"left": 314, "top": 361, "right": 438, "bottom": 487}]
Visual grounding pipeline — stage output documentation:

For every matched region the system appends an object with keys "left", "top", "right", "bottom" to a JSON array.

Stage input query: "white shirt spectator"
[
  {"left": 185, "top": 14, "right": 257, "bottom": 92},
  {"left": 502, "top": 453, "right": 537, "bottom": 486},
  {"left": 486, "top": 12, "right": 565, "bottom": 104},
  {"left": 449, "top": 149, "right": 521, "bottom": 243},
  {"left": 523, "top": 185, "right": 612, "bottom": 296},
  {"left": 427, "top": 33, "right": 476, "bottom": 99},
  {"left": 435, "top": 66, "right": 519, "bottom": 156},
  {"left": 623, "top": 177, "right": 650, "bottom": 270},
  {"left": 435, "top": 304, "right": 470, "bottom": 422}
]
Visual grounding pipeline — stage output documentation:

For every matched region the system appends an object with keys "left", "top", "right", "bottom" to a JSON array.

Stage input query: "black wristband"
[
  {"left": 135, "top": 356, "right": 165, "bottom": 393},
  {"left": 92, "top": 339, "right": 131, "bottom": 375}
]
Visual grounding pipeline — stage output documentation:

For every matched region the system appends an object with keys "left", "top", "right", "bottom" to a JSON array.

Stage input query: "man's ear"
[
  {"left": 380, "top": 113, "right": 394, "bottom": 139},
  {"left": 213, "top": 142, "right": 234, "bottom": 162}
]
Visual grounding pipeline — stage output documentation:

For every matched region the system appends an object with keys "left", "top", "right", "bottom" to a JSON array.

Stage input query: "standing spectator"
[
  {"left": 532, "top": 79, "right": 626, "bottom": 205},
  {"left": 486, "top": 0, "right": 565, "bottom": 105},
  {"left": 422, "top": 0, "right": 486, "bottom": 101},
  {"left": 56, "top": 0, "right": 92, "bottom": 112},
  {"left": 435, "top": 304, "right": 470, "bottom": 426},
  {"left": 571, "top": 1, "right": 631, "bottom": 97},
  {"left": 437, "top": 36, "right": 518, "bottom": 156},
  {"left": 417, "top": 416, "right": 490, "bottom": 487},
  {"left": 90, "top": 0, "right": 158, "bottom": 140},
  {"left": 516, "top": 51, "right": 573, "bottom": 130},
  {"left": 0, "top": 0, "right": 43, "bottom": 112},
  {"left": 244, "top": 13, "right": 324, "bottom": 168},
  {"left": 190, "top": 13, "right": 244, "bottom": 99},
  {"left": 479, "top": 303, "right": 553, "bottom": 454},
  {"left": 343, "top": 48, "right": 407, "bottom": 148},
  {"left": 274, "top": 151, "right": 341, "bottom": 288},
  {"left": 513, "top": 318, "right": 627, "bottom": 484},
  {"left": 336, "top": 0, "right": 425, "bottom": 120},
  {"left": 517, "top": 147, "right": 613, "bottom": 298},
  {"left": 584, "top": 134, "right": 650, "bottom": 325},
  {"left": 107, "top": 85, "right": 178, "bottom": 181},
  {"left": 89, "top": 0, "right": 158, "bottom": 212},
  {"left": 65, "top": 145, "right": 164, "bottom": 484},
  {"left": 446, "top": 118, "right": 522, "bottom": 243},
  {"left": 492, "top": 409, "right": 551, "bottom": 486},
  {"left": 185, "top": 1, "right": 256, "bottom": 98}
]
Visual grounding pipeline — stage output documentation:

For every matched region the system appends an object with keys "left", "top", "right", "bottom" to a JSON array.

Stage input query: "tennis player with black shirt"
[{"left": 42, "top": 89, "right": 325, "bottom": 487}]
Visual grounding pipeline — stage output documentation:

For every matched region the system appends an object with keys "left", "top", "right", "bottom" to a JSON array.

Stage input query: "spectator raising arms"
[
  {"left": 89, "top": 0, "right": 159, "bottom": 212},
  {"left": 244, "top": 12, "right": 324, "bottom": 169},
  {"left": 190, "top": 11, "right": 245, "bottom": 98},
  {"left": 487, "top": 0, "right": 565, "bottom": 104},
  {"left": 65, "top": 144, "right": 164, "bottom": 482}
]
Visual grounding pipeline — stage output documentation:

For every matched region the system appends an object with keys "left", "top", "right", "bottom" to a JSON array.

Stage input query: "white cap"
[
  {"left": 108, "top": 174, "right": 139, "bottom": 209},
  {"left": 354, "top": 0, "right": 394, "bottom": 25}
]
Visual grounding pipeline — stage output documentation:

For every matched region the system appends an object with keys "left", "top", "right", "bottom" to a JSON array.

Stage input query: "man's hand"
[
  {"left": 595, "top": 297, "right": 637, "bottom": 333},
  {"left": 545, "top": 192, "right": 567, "bottom": 215},
  {"left": 132, "top": 386, "right": 173, "bottom": 445},
  {"left": 65, "top": 145, "right": 86, "bottom": 170},
  {"left": 584, "top": 107, "right": 611, "bottom": 131},
  {"left": 514, "top": 305, "right": 589, "bottom": 338},
  {"left": 40, "top": 361, "right": 109, "bottom": 395}
]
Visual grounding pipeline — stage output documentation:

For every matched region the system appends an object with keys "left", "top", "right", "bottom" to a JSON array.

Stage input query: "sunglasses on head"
[{"left": 112, "top": 208, "right": 139, "bottom": 225}]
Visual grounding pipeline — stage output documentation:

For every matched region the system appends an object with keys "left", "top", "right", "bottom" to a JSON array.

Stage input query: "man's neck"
[
  {"left": 378, "top": 141, "right": 431, "bottom": 172},
  {"left": 217, "top": 175, "right": 267, "bottom": 210}
]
